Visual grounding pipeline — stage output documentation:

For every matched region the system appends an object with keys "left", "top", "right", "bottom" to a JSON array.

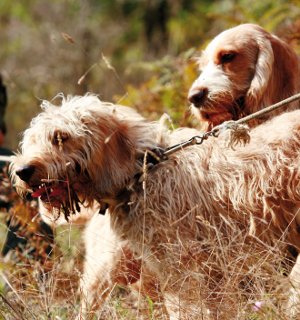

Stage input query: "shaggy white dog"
[{"left": 11, "top": 95, "right": 300, "bottom": 319}]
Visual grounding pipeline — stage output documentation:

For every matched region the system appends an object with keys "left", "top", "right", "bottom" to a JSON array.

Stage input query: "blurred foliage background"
[
  {"left": 0, "top": 1, "right": 300, "bottom": 317},
  {"left": 1, "top": 0, "right": 300, "bottom": 150}
]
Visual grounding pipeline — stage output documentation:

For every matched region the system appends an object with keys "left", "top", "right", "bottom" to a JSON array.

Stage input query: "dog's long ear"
[
  {"left": 89, "top": 116, "right": 136, "bottom": 195},
  {"left": 245, "top": 34, "right": 274, "bottom": 112}
]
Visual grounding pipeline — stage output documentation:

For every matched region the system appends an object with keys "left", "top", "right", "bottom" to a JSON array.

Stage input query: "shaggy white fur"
[{"left": 11, "top": 95, "right": 300, "bottom": 319}]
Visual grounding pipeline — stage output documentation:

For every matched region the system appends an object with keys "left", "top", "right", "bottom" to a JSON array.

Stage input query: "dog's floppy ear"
[{"left": 246, "top": 35, "right": 274, "bottom": 111}]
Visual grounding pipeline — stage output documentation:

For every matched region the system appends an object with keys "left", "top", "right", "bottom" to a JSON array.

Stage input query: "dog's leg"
[
  {"left": 78, "top": 213, "right": 147, "bottom": 319},
  {"left": 163, "top": 293, "right": 182, "bottom": 320},
  {"left": 79, "top": 271, "right": 110, "bottom": 319},
  {"left": 288, "top": 254, "right": 300, "bottom": 318},
  {"left": 78, "top": 213, "right": 124, "bottom": 318}
]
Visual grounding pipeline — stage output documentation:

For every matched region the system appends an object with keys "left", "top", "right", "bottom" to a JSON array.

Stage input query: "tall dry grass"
[
  {"left": 0, "top": 210, "right": 296, "bottom": 320},
  {"left": 0, "top": 150, "right": 297, "bottom": 320}
]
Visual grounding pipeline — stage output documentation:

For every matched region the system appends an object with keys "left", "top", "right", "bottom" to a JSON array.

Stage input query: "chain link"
[{"left": 163, "top": 127, "right": 220, "bottom": 158}]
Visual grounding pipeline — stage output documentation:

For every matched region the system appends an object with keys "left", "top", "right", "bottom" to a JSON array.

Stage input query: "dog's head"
[
  {"left": 188, "top": 24, "right": 293, "bottom": 129},
  {"left": 10, "top": 95, "right": 143, "bottom": 218}
]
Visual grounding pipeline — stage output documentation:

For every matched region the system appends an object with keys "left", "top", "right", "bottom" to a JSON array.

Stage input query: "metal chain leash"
[{"left": 163, "top": 128, "right": 219, "bottom": 158}]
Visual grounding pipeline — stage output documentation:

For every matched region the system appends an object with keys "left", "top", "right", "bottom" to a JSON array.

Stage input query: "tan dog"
[
  {"left": 10, "top": 95, "right": 300, "bottom": 319},
  {"left": 188, "top": 23, "right": 300, "bottom": 130},
  {"left": 12, "top": 95, "right": 173, "bottom": 318}
]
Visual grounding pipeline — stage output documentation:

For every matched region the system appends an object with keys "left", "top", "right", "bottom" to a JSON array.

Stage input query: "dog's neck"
[
  {"left": 91, "top": 118, "right": 169, "bottom": 208},
  {"left": 97, "top": 151, "right": 164, "bottom": 217}
]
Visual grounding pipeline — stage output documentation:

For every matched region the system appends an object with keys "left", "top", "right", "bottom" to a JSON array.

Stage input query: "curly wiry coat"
[{"left": 11, "top": 95, "right": 300, "bottom": 319}]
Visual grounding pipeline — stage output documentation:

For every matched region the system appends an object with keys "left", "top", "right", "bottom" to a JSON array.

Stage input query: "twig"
[
  {"left": 0, "top": 292, "right": 25, "bottom": 320},
  {"left": 0, "top": 272, "right": 37, "bottom": 319}
]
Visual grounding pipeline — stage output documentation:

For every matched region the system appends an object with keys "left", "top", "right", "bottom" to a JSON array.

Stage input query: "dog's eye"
[
  {"left": 52, "top": 130, "right": 69, "bottom": 146},
  {"left": 220, "top": 52, "right": 236, "bottom": 64}
]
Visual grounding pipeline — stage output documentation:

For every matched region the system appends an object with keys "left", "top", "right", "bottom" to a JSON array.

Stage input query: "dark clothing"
[{"left": 0, "top": 75, "right": 7, "bottom": 133}]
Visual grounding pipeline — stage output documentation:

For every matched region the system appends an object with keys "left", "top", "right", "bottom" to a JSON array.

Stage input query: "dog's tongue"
[
  {"left": 31, "top": 184, "right": 68, "bottom": 207},
  {"left": 31, "top": 186, "right": 48, "bottom": 198}
]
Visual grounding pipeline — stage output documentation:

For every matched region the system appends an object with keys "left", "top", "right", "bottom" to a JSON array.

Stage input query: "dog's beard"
[
  {"left": 231, "top": 96, "right": 246, "bottom": 120},
  {"left": 31, "top": 179, "right": 82, "bottom": 221},
  {"left": 197, "top": 93, "right": 246, "bottom": 128}
]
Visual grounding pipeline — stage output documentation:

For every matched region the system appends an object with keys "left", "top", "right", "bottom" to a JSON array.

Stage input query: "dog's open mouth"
[
  {"left": 31, "top": 180, "right": 81, "bottom": 219},
  {"left": 31, "top": 181, "right": 68, "bottom": 206}
]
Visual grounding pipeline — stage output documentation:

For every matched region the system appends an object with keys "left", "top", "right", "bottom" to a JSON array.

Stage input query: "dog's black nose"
[
  {"left": 15, "top": 165, "right": 35, "bottom": 182},
  {"left": 188, "top": 88, "right": 208, "bottom": 107}
]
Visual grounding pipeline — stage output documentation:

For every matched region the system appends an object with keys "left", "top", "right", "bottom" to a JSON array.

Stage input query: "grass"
[
  {"left": 0, "top": 218, "right": 165, "bottom": 320},
  {"left": 0, "top": 181, "right": 297, "bottom": 319},
  {"left": 0, "top": 215, "right": 295, "bottom": 320}
]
